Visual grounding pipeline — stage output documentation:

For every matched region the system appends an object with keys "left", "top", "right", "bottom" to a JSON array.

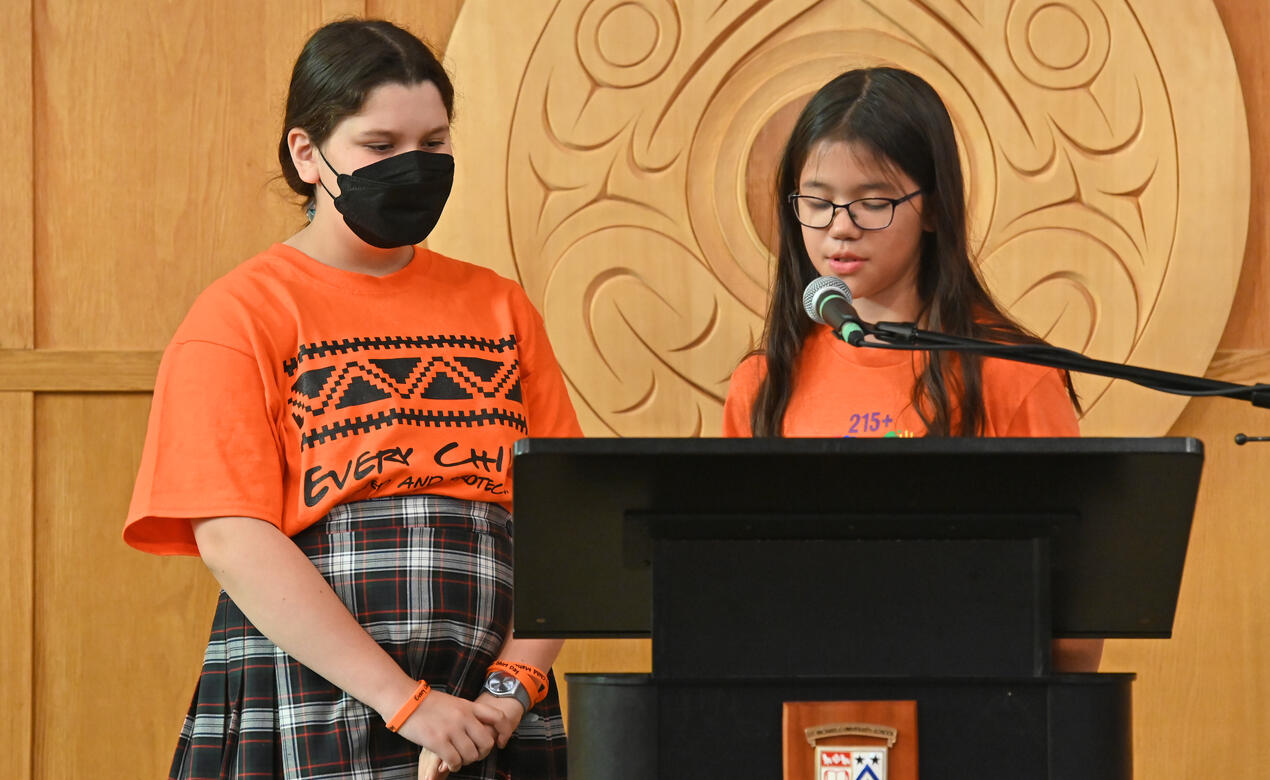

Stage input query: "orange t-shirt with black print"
[
  {"left": 125, "top": 244, "right": 581, "bottom": 556},
  {"left": 722, "top": 325, "right": 1078, "bottom": 437}
]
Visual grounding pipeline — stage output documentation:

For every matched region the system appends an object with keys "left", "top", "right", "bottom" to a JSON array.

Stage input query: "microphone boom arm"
[{"left": 858, "top": 320, "right": 1270, "bottom": 409}]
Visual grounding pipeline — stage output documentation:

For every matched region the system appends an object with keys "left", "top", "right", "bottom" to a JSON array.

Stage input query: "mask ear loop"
[{"left": 313, "top": 144, "right": 341, "bottom": 202}]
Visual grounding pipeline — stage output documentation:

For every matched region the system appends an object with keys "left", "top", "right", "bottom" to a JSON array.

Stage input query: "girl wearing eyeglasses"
[
  {"left": 722, "top": 67, "right": 1099, "bottom": 671},
  {"left": 124, "top": 19, "right": 575, "bottom": 780}
]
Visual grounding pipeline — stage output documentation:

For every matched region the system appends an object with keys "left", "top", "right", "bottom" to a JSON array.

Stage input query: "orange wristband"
[
  {"left": 385, "top": 679, "right": 431, "bottom": 732},
  {"left": 487, "top": 660, "right": 550, "bottom": 707}
]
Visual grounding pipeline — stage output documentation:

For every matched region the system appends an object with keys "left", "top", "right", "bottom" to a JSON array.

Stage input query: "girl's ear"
[{"left": 288, "top": 128, "right": 321, "bottom": 185}]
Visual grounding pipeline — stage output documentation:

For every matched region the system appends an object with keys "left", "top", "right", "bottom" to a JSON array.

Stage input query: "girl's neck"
[
  {"left": 852, "top": 287, "right": 925, "bottom": 327},
  {"left": 283, "top": 220, "right": 414, "bottom": 277}
]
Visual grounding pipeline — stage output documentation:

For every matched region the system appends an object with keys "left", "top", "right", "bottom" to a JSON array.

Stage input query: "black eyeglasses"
[{"left": 788, "top": 190, "right": 922, "bottom": 230}]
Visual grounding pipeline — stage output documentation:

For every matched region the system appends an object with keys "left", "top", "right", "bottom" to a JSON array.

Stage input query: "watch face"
[{"left": 486, "top": 672, "right": 518, "bottom": 695}]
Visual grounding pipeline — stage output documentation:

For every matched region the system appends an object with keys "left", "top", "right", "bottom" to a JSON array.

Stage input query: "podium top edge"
[{"left": 512, "top": 436, "right": 1203, "bottom": 457}]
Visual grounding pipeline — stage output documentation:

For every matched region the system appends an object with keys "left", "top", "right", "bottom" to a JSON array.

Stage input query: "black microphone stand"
[{"left": 846, "top": 319, "right": 1270, "bottom": 409}]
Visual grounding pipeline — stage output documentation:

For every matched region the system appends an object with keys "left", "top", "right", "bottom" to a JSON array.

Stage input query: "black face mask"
[{"left": 317, "top": 147, "right": 454, "bottom": 249}]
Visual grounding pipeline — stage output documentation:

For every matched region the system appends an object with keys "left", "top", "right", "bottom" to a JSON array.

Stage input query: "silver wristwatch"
[{"left": 484, "top": 670, "right": 532, "bottom": 714}]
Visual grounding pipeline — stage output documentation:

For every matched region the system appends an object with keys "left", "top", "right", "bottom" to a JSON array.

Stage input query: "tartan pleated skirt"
[{"left": 168, "top": 495, "right": 567, "bottom": 780}]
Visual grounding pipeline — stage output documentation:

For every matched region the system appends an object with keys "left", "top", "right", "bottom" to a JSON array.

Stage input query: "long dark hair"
[
  {"left": 277, "top": 19, "right": 454, "bottom": 204},
  {"left": 751, "top": 67, "right": 1078, "bottom": 437}
]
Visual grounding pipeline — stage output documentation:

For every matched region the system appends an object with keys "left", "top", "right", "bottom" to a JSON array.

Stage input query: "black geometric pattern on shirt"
[
  {"left": 421, "top": 372, "right": 472, "bottom": 400},
  {"left": 335, "top": 376, "right": 392, "bottom": 409},
  {"left": 455, "top": 356, "right": 502, "bottom": 382},
  {"left": 292, "top": 366, "right": 336, "bottom": 399},
  {"left": 368, "top": 357, "right": 421, "bottom": 383},
  {"left": 283, "top": 334, "right": 517, "bottom": 377},
  {"left": 287, "top": 356, "right": 522, "bottom": 418},
  {"left": 300, "top": 407, "right": 528, "bottom": 450}
]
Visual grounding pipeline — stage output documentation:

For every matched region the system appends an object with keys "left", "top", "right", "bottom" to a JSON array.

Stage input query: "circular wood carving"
[{"left": 434, "top": 0, "right": 1249, "bottom": 436}]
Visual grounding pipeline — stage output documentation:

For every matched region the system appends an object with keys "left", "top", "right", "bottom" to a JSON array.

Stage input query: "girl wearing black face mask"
[{"left": 125, "top": 19, "right": 578, "bottom": 780}]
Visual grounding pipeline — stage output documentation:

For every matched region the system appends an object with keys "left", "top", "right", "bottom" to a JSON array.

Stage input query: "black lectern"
[{"left": 511, "top": 438, "right": 1201, "bottom": 779}]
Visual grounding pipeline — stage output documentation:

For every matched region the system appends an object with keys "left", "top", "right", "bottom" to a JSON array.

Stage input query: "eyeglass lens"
[{"left": 792, "top": 196, "right": 896, "bottom": 230}]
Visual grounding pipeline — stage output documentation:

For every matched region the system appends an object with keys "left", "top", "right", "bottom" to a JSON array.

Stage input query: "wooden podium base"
[{"left": 566, "top": 673, "right": 1133, "bottom": 780}]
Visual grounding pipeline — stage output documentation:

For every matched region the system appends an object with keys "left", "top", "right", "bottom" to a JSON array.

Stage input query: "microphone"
[{"left": 803, "top": 276, "right": 865, "bottom": 345}]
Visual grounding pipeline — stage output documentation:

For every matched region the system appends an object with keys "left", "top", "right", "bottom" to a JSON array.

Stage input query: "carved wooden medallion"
[{"left": 433, "top": 0, "right": 1249, "bottom": 435}]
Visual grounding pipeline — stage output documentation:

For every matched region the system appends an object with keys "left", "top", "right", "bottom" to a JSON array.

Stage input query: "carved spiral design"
[
  {"left": 1006, "top": 0, "right": 1111, "bottom": 88},
  {"left": 577, "top": 0, "right": 679, "bottom": 87}
]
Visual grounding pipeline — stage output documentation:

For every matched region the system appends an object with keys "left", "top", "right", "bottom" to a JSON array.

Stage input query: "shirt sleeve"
[
  {"left": 721, "top": 356, "right": 764, "bottom": 437},
  {"left": 124, "top": 338, "right": 285, "bottom": 555},
  {"left": 514, "top": 291, "right": 583, "bottom": 439},
  {"left": 1002, "top": 366, "right": 1081, "bottom": 437}
]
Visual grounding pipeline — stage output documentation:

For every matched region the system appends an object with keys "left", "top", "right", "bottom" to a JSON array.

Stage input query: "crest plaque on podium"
[{"left": 783, "top": 701, "right": 916, "bottom": 780}]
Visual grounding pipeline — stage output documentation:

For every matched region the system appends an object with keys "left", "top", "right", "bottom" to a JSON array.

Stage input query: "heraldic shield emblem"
[
  {"left": 809, "top": 724, "right": 892, "bottom": 780},
  {"left": 816, "top": 746, "right": 886, "bottom": 780},
  {"left": 783, "top": 701, "right": 917, "bottom": 780}
]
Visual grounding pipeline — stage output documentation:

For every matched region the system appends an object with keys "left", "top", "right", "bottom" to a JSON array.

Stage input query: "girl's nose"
[{"left": 826, "top": 206, "right": 862, "bottom": 239}]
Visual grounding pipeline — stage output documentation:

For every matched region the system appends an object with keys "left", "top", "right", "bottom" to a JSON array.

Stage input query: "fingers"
[
  {"left": 398, "top": 690, "right": 501, "bottom": 771},
  {"left": 467, "top": 719, "right": 497, "bottom": 759},
  {"left": 418, "top": 748, "right": 446, "bottom": 780},
  {"left": 493, "top": 711, "right": 516, "bottom": 749},
  {"left": 440, "top": 715, "right": 495, "bottom": 767},
  {"left": 471, "top": 699, "right": 504, "bottom": 724},
  {"left": 456, "top": 729, "right": 492, "bottom": 767},
  {"left": 432, "top": 744, "right": 464, "bottom": 777},
  {"left": 473, "top": 692, "right": 527, "bottom": 748}
]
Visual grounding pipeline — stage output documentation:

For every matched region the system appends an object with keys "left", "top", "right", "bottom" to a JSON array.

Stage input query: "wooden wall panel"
[
  {"left": 30, "top": 1, "right": 466, "bottom": 354},
  {"left": 33, "top": 394, "right": 217, "bottom": 780},
  {"left": 32, "top": 0, "right": 323, "bottom": 351},
  {"left": 1, "top": 0, "right": 35, "bottom": 777},
  {"left": 367, "top": 0, "right": 464, "bottom": 51},
  {"left": 322, "top": 0, "right": 366, "bottom": 21},
  {"left": 0, "top": 349, "right": 161, "bottom": 392},
  {"left": 0, "top": 395, "right": 34, "bottom": 780},
  {"left": 1214, "top": 0, "right": 1270, "bottom": 350},
  {"left": 0, "top": 0, "right": 32, "bottom": 349}
]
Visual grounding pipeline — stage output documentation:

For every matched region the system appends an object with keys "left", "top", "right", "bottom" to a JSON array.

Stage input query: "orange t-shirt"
[
  {"left": 125, "top": 244, "right": 581, "bottom": 556},
  {"left": 722, "top": 325, "right": 1079, "bottom": 437}
]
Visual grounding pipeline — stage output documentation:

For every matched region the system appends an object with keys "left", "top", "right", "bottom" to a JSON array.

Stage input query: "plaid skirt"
[{"left": 169, "top": 495, "right": 567, "bottom": 780}]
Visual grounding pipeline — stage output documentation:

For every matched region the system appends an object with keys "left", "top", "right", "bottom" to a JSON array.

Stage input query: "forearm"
[
  {"left": 192, "top": 515, "right": 417, "bottom": 719},
  {"left": 494, "top": 638, "right": 564, "bottom": 670}
]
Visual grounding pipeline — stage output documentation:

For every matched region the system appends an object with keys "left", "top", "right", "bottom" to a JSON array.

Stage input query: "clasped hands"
[{"left": 393, "top": 690, "right": 527, "bottom": 780}]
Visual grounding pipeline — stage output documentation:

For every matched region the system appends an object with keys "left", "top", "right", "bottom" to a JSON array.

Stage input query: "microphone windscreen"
[{"left": 802, "top": 276, "right": 852, "bottom": 324}]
